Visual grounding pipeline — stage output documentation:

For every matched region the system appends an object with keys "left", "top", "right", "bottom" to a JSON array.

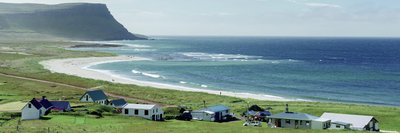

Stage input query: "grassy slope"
[{"left": 0, "top": 39, "right": 399, "bottom": 132}]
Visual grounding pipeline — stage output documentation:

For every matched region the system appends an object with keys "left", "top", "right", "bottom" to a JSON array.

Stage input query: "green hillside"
[{"left": 0, "top": 3, "right": 146, "bottom": 40}]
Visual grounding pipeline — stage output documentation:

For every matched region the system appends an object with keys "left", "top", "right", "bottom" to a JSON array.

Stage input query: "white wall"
[
  {"left": 21, "top": 102, "right": 41, "bottom": 120},
  {"left": 80, "top": 93, "right": 93, "bottom": 102},
  {"left": 122, "top": 106, "right": 163, "bottom": 120}
]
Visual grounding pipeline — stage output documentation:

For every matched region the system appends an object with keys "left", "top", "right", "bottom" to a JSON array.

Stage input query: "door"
[
  {"left": 152, "top": 115, "right": 155, "bottom": 120},
  {"left": 214, "top": 112, "right": 221, "bottom": 121},
  {"left": 276, "top": 119, "right": 281, "bottom": 127}
]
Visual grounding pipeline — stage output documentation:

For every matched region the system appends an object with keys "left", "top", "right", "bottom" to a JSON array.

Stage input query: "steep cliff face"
[{"left": 0, "top": 3, "right": 146, "bottom": 40}]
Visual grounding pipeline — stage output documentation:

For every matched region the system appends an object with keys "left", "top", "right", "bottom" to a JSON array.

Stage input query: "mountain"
[{"left": 0, "top": 3, "right": 147, "bottom": 40}]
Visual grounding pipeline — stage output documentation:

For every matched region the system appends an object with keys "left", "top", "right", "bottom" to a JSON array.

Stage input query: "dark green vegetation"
[
  {"left": 0, "top": 2, "right": 146, "bottom": 40},
  {"left": 0, "top": 39, "right": 399, "bottom": 132}
]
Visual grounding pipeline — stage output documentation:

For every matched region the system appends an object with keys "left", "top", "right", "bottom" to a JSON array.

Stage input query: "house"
[
  {"left": 320, "top": 112, "right": 379, "bottom": 131},
  {"left": 50, "top": 101, "right": 71, "bottom": 112},
  {"left": 21, "top": 98, "right": 46, "bottom": 120},
  {"left": 80, "top": 90, "right": 108, "bottom": 105},
  {"left": 268, "top": 112, "right": 331, "bottom": 129},
  {"left": 39, "top": 96, "right": 53, "bottom": 115},
  {"left": 191, "top": 104, "right": 231, "bottom": 122},
  {"left": 109, "top": 99, "right": 127, "bottom": 108},
  {"left": 267, "top": 104, "right": 330, "bottom": 130},
  {"left": 121, "top": 104, "right": 163, "bottom": 121}
]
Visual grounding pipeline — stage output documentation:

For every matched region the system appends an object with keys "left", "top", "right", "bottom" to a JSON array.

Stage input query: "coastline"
[{"left": 39, "top": 56, "right": 296, "bottom": 101}]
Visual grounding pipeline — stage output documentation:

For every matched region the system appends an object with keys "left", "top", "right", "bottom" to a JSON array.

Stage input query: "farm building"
[
  {"left": 21, "top": 98, "right": 46, "bottom": 120},
  {"left": 79, "top": 90, "right": 108, "bottom": 105},
  {"left": 191, "top": 104, "right": 231, "bottom": 122},
  {"left": 122, "top": 104, "right": 163, "bottom": 121},
  {"left": 39, "top": 96, "right": 53, "bottom": 115},
  {"left": 320, "top": 112, "right": 379, "bottom": 131},
  {"left": 50, "top": 101, "right": 71, "bottom": 112}
]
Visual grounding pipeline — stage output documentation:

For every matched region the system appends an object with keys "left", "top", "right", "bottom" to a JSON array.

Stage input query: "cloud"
[{"left": 305, "top": 3, "right": 342, "bottom": 8}]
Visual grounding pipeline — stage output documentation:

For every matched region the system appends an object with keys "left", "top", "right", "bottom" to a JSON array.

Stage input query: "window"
[
  {"left": 134, "top": 109, "right": 139, "bottom": 115},
  {"left": 28, "top": 104, "right": 31, "bottom": 108},
  {"left": 156, "top": 108, "right": 158, "bottom": 113},
  {"left": 286, "top": 120, "right": 291, "bottom": 124},
  {"left": 336, "top": 125, "right": 341, "bottom": 128},
  {"left": 306, "top": 121, "right": 310, "bottom": 126},
  {"left": 145, "top": 110, "right": 149, "bottom": 115},
  {"left": 226, "top": 110, "right": 229, "bottom": 113},
  {"left": 124, "top": 109, "right": 129, "bottom": 114}
]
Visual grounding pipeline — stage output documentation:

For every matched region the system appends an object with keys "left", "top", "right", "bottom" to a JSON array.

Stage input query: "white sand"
[{"left": 40, "top": 56, "right": 299, "bottom": 101}]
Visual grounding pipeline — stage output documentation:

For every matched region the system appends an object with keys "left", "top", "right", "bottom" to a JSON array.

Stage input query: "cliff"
[{"left": 0, "top": 3, "right": 146, "bottom": 40}]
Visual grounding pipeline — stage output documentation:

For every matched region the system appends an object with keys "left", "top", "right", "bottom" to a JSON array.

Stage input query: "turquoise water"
[{"left": 71, "top": 36, "right": 400, "bottom": 106}]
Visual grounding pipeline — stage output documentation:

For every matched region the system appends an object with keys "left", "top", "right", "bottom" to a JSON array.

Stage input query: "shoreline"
[{"left": 39, "top": 56, "right": 298, "bottom": 101}]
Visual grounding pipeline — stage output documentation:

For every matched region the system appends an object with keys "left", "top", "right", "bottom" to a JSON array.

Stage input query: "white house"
[
  {"left": 191, "top": 104, "right": 231, "bottom": 122},
  {"left": 320, "top": 112, "right": 379, "bottom": 131},
  {"left": 267, "top": 104, "right": 330, "bottom": 130},
  {"left": 122, "top": 104, "right": 163, "bottom": 121},
  {"left": 21, "top": 98, "right": 46, "bottom": 120},
  {"left": 79, "top": 90, "right": 108, "bottom": 105}
]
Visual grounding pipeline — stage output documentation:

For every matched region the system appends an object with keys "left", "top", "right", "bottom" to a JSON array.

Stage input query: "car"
[
  {"left": 243, "top": 120, "right": 262, "bottom": 127},
  {"left": 176, "top": 111, "right": 193, "bottom": 121}
]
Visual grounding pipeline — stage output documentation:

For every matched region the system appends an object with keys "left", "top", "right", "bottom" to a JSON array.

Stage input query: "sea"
[{"left": 70, "top": 36, "right": 400, "bottom": 106}]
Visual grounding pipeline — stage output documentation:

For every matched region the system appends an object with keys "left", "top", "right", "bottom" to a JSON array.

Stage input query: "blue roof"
[
  {"left": 111, "top": 99, "right": 127, "bottom": 107},
  {"left": 199, "top": 104, "right": 230, "bottom": 112},
  {"left": 268, "top": 112, "right": 320, "bottom": 120},
  {"left": 50, "top": 101, "right": 70, "bottom": 110},
  {"left": 84, "top": 90, "right": 107, "bottom": 101},
  {"left": 39, "top": 99, "right": 53, "bottom": 109},
  {"left": 29, "top": 98, "right": 43, "bottom": 110}
]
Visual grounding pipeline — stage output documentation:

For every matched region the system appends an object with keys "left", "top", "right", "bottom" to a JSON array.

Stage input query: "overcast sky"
[{"left": 1, "top": 0, "right": 400, "bottom": 37}]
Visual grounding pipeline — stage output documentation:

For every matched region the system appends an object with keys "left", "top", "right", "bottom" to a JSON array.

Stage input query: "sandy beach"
[{"left": 40, "top": 56, "right": 295, "bottom": 101}]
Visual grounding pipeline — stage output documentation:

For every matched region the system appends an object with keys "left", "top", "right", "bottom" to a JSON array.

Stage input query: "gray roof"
[
  {"left": 111, "top": 99, "right": 127, "bottom": 107},
  {"left": 84, "top": 90, "right": 107, "bottom": 101},
  {"left": 320, "top": 112, "right": 376, "bottom": 129},
  {"left": 195, "top": 104, "right": 230, "bottom": 113},
  {"left": 268, "top": 112, "right": 320, "bottom": 121}
]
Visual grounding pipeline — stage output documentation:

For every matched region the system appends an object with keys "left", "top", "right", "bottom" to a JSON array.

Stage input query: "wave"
[
  {"left": 180, "top": 52, "right": 263, "bottom": 61},
  {"left": 73, "top": 41, "right": 151, "bottom": 48},
  {"left": 131, "top": 70, "right": 164, "bottom": 79}
]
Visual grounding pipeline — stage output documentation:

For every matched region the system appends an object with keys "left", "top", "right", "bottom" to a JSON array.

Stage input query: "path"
[{"left": 0, "top": 72, "right": 174, "bottom": 107}]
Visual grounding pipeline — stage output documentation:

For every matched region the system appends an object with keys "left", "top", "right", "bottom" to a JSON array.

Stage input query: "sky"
[{"left": 1, "top": 0, "right": 400, "bottom": 37}]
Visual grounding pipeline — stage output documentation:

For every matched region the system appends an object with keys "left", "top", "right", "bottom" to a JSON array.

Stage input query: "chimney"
[
  {"left": 42, "top": 96, "right": 46, "bottom": 100},
  {"left": 285, "top": 104, "right": 289, "bottom": 113}
]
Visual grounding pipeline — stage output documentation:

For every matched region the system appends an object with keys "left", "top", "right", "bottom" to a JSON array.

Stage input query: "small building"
[
  {"left": 191, "top": 104, "right": 231, "bottom": 122},
  {"left": 320, "top": 112, "right": 379, "bottom": 131},
  {"left": 80, "top": 90, "right": 108, "bottom": 105},
  {"left": 21, "top": 98, "right": 46, "bottom": 120},
  {"left": 109, "top": 99, "right": 127, "bottom": 108},
  {"left": 122, "top": 104, "right": 163, "bottom": 121},
  {"left": 50, "top": 101, "right": 71, "bottom": 112}
]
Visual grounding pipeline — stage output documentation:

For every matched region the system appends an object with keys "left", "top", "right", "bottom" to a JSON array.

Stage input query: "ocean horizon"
[{"left": 70, "top": 36, "right": 400, "bottom": 106}]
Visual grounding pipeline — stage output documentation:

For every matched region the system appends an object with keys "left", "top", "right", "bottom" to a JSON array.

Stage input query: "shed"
[
  {"left": 110, "top": 99, "right": 127, "bottom": 108},
  {"left": 320, "top": 112, "right": 379, "bottom": 131},
  {"left": 50, "top": 101, "right": 71, "bottom": 112},
  {"left": 191, "top": 104, "right": 231, "bottom": 122}
]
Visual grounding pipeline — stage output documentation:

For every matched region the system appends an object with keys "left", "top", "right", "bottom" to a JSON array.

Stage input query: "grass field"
[{"left": 0, "top": 39, "right": 399, "bottom": 132}]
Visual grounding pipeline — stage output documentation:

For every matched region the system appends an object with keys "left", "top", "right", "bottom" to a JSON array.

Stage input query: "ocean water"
[{"left": 71, "top": 36, "right": 400, "bottom": 106}]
